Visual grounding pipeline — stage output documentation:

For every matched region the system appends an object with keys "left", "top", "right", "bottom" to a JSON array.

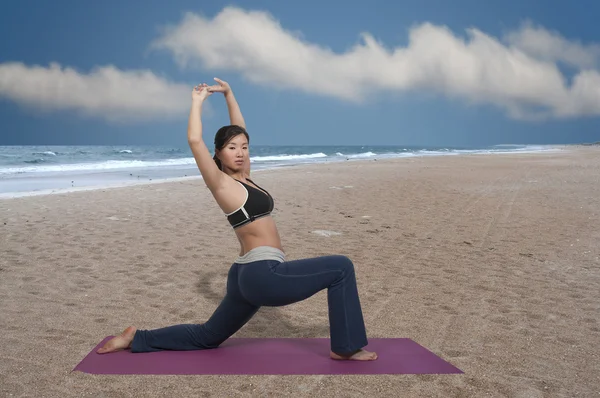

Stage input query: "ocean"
[{"left": 0, "top": 144, "right": 560, "bottom": 198}]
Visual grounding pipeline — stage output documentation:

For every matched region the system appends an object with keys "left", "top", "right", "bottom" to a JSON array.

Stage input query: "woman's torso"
[{"left": 213, "top": 177, "right": 283, "bottom": 256}]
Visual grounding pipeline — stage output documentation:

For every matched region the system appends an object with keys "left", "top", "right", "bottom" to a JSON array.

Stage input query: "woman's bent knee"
[{"left": 333, "top": 255, "right": 355, "bottom": 274}]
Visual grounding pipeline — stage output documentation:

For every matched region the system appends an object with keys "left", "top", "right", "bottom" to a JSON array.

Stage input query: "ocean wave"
[
  {"left": 250, "top": 153, "right": 327, "bottom": 162},
  {"left": 344, "top": 151, "right": 377, "bottom": 158},
  {"left": 0, "top": 158, "right": 198, "bottom": 175},
  {"left": 24, "top": 159, "right": 47, "bottom": 164},
  {"left": 157, "top": 148, "right": 184, "bottom": 154}
]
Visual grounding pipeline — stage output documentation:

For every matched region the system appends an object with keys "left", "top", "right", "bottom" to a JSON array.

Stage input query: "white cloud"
[
  {"left": 0, "top": 62, "right": 194, "bottom": 122},
  {"left": 505, "top": 22, "right": 600, "bottom": 70},
  {"left": 152, "top": 7, "right": 600, "bottom": 120}
]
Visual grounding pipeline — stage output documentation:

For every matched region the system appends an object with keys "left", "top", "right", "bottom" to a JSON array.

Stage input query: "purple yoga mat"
[{"left": 73, "top": 337, "right": 463, "bottom": 375}]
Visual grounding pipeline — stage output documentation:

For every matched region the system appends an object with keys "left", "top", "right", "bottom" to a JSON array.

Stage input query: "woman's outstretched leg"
[
  {"left": 238, "top": 255, "right": 376, "bottom": 360},
  {"left": 128, "top": 292, "right": 259, "bottom": 352},
  {"left": 98, "top": 263, "right": 259, "bottom": 354}
]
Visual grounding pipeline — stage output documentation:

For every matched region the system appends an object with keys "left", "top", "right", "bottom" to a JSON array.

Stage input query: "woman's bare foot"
[
  {"left": 97, "top": 326, "right": 137, "bottom": 354},
  {"left": 330, "top": 349, "right": 378, "bottom": 361}
]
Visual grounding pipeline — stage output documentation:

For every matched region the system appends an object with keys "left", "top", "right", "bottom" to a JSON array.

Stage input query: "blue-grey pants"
[{"left": 130, "top": 252, "right": 368, "bottom": 355}]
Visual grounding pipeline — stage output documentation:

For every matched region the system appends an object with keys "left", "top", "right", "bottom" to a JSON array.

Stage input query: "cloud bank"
[
  {"left": 1, "top": 7, "right": 597, "bottom": 122},
  {"left": 0, "top": 62, "right": 191, "bottom": 122},
  {"left": 505, "top": 22, "right": 600, "bottom": 70},
  {"left": 153, "top": 7, "right": 600, "bottom": 120}
]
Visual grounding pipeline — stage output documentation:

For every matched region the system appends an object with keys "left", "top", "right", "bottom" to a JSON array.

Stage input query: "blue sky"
[{"left": 0, "top": 0, "right": 598, "bottom": 147}]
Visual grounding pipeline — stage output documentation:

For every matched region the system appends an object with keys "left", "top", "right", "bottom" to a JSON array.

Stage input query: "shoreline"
[{"left": 0, "top": 145, "right": 570, "bottom": 200}]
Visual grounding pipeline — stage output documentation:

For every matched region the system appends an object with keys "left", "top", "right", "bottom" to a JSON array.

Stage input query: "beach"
[{"left": 1, "top": 147, "right": 599, "bottom": 397}]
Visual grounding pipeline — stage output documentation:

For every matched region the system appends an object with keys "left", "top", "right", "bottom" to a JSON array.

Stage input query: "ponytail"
[{"left": 213, "top": 154, "right": 222, "bottom": 170}]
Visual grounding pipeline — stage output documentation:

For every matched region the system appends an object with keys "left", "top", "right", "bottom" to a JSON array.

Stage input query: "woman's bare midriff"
[{"left": 235, "top": 216, "right": 283, "bottom": 255}]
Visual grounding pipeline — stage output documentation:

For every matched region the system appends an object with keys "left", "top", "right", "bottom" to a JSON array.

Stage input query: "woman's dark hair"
[{"left": 213, "top": 125, "right": 250, "bottom": 170}]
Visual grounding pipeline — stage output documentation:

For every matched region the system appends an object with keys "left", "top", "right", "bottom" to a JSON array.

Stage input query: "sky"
[{"left": 0, "top": 0, "right": 599, "bottom": 147}]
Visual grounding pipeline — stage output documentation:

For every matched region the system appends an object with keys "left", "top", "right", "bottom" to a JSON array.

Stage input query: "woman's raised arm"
[
  {"left": 187, "top": 84, "right": 225, "bottom": 192},
  {"left": 209, "top": 78, "right": 250, "bottom": 177}
]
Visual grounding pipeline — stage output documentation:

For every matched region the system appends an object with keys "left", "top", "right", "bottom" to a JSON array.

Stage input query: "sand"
[{"left": 1, "top": 147, "right": 599, "bottom": 397}]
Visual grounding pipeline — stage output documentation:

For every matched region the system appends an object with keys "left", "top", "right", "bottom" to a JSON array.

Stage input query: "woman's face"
[{"left": 218, "top": 134, "right": 249, "bottom": 172}]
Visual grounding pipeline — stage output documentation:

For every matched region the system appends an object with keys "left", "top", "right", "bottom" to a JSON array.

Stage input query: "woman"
[{"left": 98, "top": 78, "right": 377, "bottom": 361}]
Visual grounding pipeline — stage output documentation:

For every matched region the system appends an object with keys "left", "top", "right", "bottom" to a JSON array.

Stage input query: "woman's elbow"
[{"left": 187, "top": 137, "right": 202, "bottom": 146}]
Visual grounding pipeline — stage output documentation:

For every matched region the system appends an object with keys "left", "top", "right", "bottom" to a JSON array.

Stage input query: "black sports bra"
[{"left": 226, "top": 178, "right": 274, "bottom": 229}]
